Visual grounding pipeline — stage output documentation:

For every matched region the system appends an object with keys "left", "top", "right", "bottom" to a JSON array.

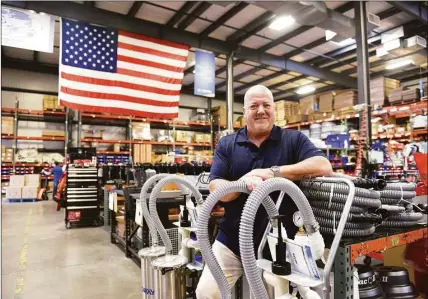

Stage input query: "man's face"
[{"left": 244, "top": 93, "right": 275, "bottom": 134}]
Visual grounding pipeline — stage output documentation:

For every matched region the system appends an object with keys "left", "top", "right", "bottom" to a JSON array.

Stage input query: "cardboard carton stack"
[
  {"left": 1, "top": 116, "right": 14, "bottom": 135},
  {"left": 299, "top": 95, "right": 318, "bottom": 115},
  {"left": 5, "top": 175, "right": 38, "bottom": 200},
  {"left": 402, "top": 88, "right": 421, "bottom": 103},
  {"left": 275, "top": 100, "right": 299, "bottom": 127},
  {"left": 370, "top": 77, "right": 400, "bottom": 106},
  {"left": 132, "top": 123, "right": 152, "bottom": 140},
  {"left": 42, "top": 130, "right": 65, "bottom": 137},
  {"left": 22, "top": 174, "right": 39, "bottom": 199},
  {"left": 211, "top": 106, "right": 226, "bottom": 127},
  {"left": 6, "top": 175, "right": 24, "bottom": 200},
  {"left": 334, "top": 90, "right": 357, "bottom": 110},
  {"left": 133, "top": 144, "right": 152, "bottom": 164},
  {"left": 318, "top": 91, "right": 336, "bottom": 113},
  {"left": 2, "top": 146, "right": 13, "bottom": 162},
  {"left": 388, "top": 88, "right": 403, "bottom": 105},
  {"left": 43, "top": 95, "right": 65, "bottom": 111}
]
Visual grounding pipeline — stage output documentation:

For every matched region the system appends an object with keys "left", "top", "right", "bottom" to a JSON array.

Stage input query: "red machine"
[{"left": 413, "top": 153, "right": 427, "bottom": 196}]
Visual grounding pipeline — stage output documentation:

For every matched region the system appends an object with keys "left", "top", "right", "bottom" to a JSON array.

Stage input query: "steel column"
[
  {"left": 77, "top": 111, "right": 82, "bottom": 147},
  {"left": 64, "top": 107, "right": 69, "bottom": 157},
  {"left": 354, "top": 1, "right": 372, "bottom": 146},
  {"left": 334, "top": 245, "right": 354, "bottom": 299},
  {"left": 13, "top": 98, "right": 19, "bottom": 174},
  {"left": 226, "top": 52, "right": 234, "bottom": 131}
]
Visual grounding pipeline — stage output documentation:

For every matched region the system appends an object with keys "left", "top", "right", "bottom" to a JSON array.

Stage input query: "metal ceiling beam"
[
  {"left": 275, "top": 85, "right": 340, "bottom": 101},
  {"left": 199, "top": 2, "right": 248, "bottom": 37},
  {"left": 394, "top": 70, "right": 428, "bottom": 82},
  {"left": 215, "top": 64, "right": 267, "bottom": 89},
  {"left": 85, "top": 1, "right": 95, "bottom": 8},
  {"left": 234, "top": 70, "right": 290, "bottom": 93},
  {"left": 166, "top": 1, "right": 198, "bottom": 27},
  {"left": 388, "top": 1, "right": 428, "bottom": 24},
  {"left": 127, "top": 1, "right": 143, "bottom": 17},
  {"left": 15, "top": 1, "right": 357, "bottom": 87},
  {"left": 2, "top": 57, "right": 59, "bottom": 75},
  {"left": 184, "top": 65, "right": 195, "bottom": 75},
  {"left": 177, "top": 2, "right": 212, "bottom": 30},
  {"left": 377, "top": 7, "right": 401, "bottom": 19},
  {"left": 226, "top": 11, "right": 275, "bottom": 44}
]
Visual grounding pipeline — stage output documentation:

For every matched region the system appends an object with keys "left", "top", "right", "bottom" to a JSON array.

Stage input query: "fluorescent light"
[
  {"left": 297, "top": 85, "right": 316, "bottom": 95},
  {"left": 269, "top": 16, "right": 295, "bottom": 31},
  {"left": 385, "top": 59, "right": 414, "bottom": 70},
  {"left": 39, "top": 12, "right": 46, "bottom": 15}
]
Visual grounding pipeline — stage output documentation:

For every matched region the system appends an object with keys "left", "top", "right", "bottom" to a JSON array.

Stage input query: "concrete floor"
[{"left": 1, "top": 200, "right": 141, "bottom": 299}]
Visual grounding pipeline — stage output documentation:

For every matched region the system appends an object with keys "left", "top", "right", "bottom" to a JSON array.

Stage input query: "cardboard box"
[
  {"left": 42, "top": 130, "right": 65, "bottom": 137},
  {"left": 22, "top": 186, "right": 38, "bottom": 199},
  {"left": 25, "top": 174, "right": 40, "bottom": 187},
  {"left": 193, "top": 133, "right": 205, "bottom": 143},
  {"left": 6, "top": 186, "right": 21, "bottom": 199},
  {"left": 318, "top": 91, "right": 335, "bottom": 113},
  {"left": 1, "top": 116, "right": 14, "bottom": 135},
  {"left": 175, "top": 131, "right": 191, "bottom": 143},
  {"left": 211, "top": 105, "right": 226, "bottom": 127},
  {"left": 9, "top": 175, "right": 25, "bottom": 187},
  {"left": 203, "top": 134, "right": 211, "bottom": 143},
  {"left": 299, "top": 96, "right": 318, "bottom": 115},
  {"left": 132, "top": 123, "right": 151, "bottom": 140},
  {"left": 1, "top": 146, "right": 6, "bottom": 154},
  {"left": 113, "top": 144, "right": 121, "bottom": 152},
  {"left": 286, "top": 115, "right": 303, "bottom": 124},
  {"left": 334, "top": 90, "right": 357, "bottom": 110}
]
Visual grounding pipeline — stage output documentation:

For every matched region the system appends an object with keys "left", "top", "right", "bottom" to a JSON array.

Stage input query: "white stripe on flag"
[
  {"left": 117, "top": 48, "right": 187, "bottom": 69},
  {"left": 59, "top": 92, "right": 179, "bottom": 113},
  {"left": 61, "top": 65, "right": 182, "bottom": 90},
  {"left": 118, "top": 35, "right": 189, "bottom": 58},
  {"left": 60, "top": 77, "right": 180, "bottom": 102},
  {"left": 117, "top": 61, "right": 185, "bottom": 79}
]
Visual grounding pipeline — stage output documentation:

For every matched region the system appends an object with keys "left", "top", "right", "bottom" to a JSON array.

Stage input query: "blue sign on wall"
[{"left": 194, "top": 50, "right": 215, "bottom": 98}]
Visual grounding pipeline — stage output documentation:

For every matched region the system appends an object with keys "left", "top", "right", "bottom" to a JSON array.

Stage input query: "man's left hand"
[{"left": 245, "top": 168, "right": 275, "bottom": 180}]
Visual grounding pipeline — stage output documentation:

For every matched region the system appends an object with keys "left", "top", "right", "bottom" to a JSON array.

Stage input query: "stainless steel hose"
[
  {"left": 300, "top": 181, "right": 380, "bottom": 199},
  {"left": 149, "top": 175, "right": 203, "bottom": 254},
  {"left": 384, "top": 182, "right": 416, "bottom": 191},
  {"left": 320, "top": 225, "right": 375, "bottom": 236},
  {"left": 378, "top": 220, "right": 422, "bottom": 228},
  {"left": 380, "top": 190, "right": 416, "bottom": 199},
  {"left": 303, "top": 190, "right": 381, "bottom": 208},
  {"left": 386, "top": 212, "right": 424, "bottom": 221},
  {"left": 310, "top": 200, "right": 367, "bottom": 213},
  {"left": 239, "top": 178, "right": 319, "bottom": 299},
  {"left": 316, "top": 217, "right": 375, "bottom": 229}
]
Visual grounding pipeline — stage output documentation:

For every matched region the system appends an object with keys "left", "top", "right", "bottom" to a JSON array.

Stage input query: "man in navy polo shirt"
[{"left": 196, "top": 85, "right": 332, "bottom": 299}]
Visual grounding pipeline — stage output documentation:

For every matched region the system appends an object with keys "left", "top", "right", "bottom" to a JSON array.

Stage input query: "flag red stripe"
[
  {"left": 59, "top": 100, "right": 178, "bottom": 119},
  {"left": 61, "top": 86, "right": 179, "bottom": 107},
  {"left": 61, "top": 72, "right": 181, "bottom": 96},
  {"left": 117, "top": 55, "right": 184, "bottom": 73},
  {"left": 119, "top": 30, "right": 189, "bottom": 51},
  {"left": 117, "top": 68, "right": 183, "bottom": 85},
  {"left": 118, "top": 42, "right": 186, "bottom": 61}
]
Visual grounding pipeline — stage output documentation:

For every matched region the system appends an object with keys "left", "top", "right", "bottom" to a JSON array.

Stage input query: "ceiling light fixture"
[
  {"left": 385, "top": 59, "right": 414, "bottom": 70},
  {"left": 269, "top": 16, "right": 295, "bottom": 31},
  {"left": 296, "top": 85, "right": 316, "bottom": 95}
]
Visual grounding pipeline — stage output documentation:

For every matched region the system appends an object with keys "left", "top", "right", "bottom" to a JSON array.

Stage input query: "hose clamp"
[{"left": 305, "top": 222, "right": 320, "bottom": 234}]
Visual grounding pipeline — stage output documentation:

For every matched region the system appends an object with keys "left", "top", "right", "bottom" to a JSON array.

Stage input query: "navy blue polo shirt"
[{"left": 209, "top": 125, "right": 325, "bottom": 256}]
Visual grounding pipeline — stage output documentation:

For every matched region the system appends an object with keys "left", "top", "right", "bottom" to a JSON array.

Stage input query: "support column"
[
  {"left": 64, "top": 107, "right": 70, "bottom": 157},
  {"left": 77, "top": 111, "right": 82, "bottom": 147},
  {"left": 13, "top": 98, "right": 19, "bottom": 174},
  {"left": 226, "top": 52, "right": 234, "bottom": 131},
  {"left": 354, "top": 1, "right": 372, "bottom": 145}
]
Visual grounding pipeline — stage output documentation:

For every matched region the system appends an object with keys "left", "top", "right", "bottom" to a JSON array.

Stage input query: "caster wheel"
[{"left": 66, "top": 222, "right": 71, "bottom": 229}]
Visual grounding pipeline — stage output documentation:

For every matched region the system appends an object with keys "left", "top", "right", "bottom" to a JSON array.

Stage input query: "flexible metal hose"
[
  {"left": 139, "top": 174, "right": 171, "bottom": 245},
  {"left": 380, "top": 190, "right": 416, "bottom": 199},
  {"left": 379, "top": 205, "right": 406, "bottom": 213},
  {"left": 149, "top": 175, "right": 203, "bottom": 254},
  {"left": 386, "top": 212, "right": 424, "bottom": 221},
  {"left": 309, "top": 200, "right": 367, "bottom": 213},
  {"left": 239, "top": 178, "right": 319, "bottom": 299},
  {"left": 196, "top": 181, "right": 249, "bottom": 299},
  {"left": 383, "top": 182, "right": 416, "bottom": 191},
  {"left": 300, "top": 181, "right": 380, "bottom": 199},
  {"left": 313, "top": 209, "right": 383, "bottom": 223},
  {"left": 303, "top": 190, "right": 381, "bottom": 208},
  {"left": 378, "top": 220, "right": 422, "bottom": 228},
  {"left": 379, "top": 197, "right": 402, "bottom": 205},
  {"left": 315, "top": 217, "right": 375, "bottom": 230},
  {"left": 319, "top": 225, "right": 375, "bottom": 236}
]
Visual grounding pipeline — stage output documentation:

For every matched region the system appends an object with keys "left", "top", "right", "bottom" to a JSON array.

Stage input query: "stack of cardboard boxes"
[
  {"left": 5, "top": 174, "right": 39, "bottom": 200},
  {"left": 43, "top": 96, "right": 65, "bottom": 111},
  {"left": 1, "top": 116, "right": 14, "bottom": 135},
  {"left": 211, "top": 106, "right": 227, "bottom": 127},
  {"left": 2, "top": 146, "right": 13, "bottom": 162},
  {"left": 132, "top": 144, "right": 152, "bottom": 164},
  {"left": 334, "top": 90, "right": 358, "bottom": 110},
  {"left": 42, "top": 130, "right": 65, "bottom": 137},
  {"left": 370, "top": 77, "right": 400, "bottom": 107},
  {"left": 274, "top": 100, "right": 299, "bottom": 126},
  {"left": 132, "top": 123, "right": 151, "bottom": 140}
]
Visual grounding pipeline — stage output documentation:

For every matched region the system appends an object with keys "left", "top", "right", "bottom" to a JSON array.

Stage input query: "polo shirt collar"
[{"left": 236, "top": 125, "right": 281, "bottom": 143}]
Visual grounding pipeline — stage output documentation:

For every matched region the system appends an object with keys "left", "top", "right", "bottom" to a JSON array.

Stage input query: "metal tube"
[
  {"left": 226, "top": 52, "right": 234, "bottom": 131},
  {"left": 354, "top": 1, "right": 372, "bottom": 145},
  {"left": 13, "top": 98, "right": 19, "bottom": 174},
  {"left": 313, "top": 177, "right": 355, "bottom": 299},
  {"left": 77, "top": 111, "right": 82, "bottom": 147},
  {"left": 64, "top": 107, "right": 69, "bottom": 157}
]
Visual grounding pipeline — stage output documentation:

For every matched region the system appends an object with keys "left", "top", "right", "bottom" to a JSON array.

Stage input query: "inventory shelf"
[
  {"left": 2, "top": 162, "right": 57, "bottom": 167},
  {"left": 374, "top": 128, "right": 427, "bottom": 140},
  {"left": 283, "top": 102, "right": 427, "bottom": 129},
  {"left": 82, "top": 138, "right": 211, "bottom": 147},
  {"left": 1, "top": 175, "right": 54, "bottom": 180},
  {"left": 96, "top": 151, "right": 130, "bottom": 155},
  {"left": 1, "top": 108, "right": 66, "bottom": 116},
  {"left": 331, "top": 225, "right": 427, "bottom": 298},
  {"left": 1, "top": 135, "right": 65, "bottom": 141}
]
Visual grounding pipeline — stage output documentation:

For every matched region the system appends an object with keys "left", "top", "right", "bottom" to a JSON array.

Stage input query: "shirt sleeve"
[
  {"left": 209, "top": 138, "right": 229, "bottom": 181},
  {"left": 295, "top": 131, "right": 325, "bottom": 162}
]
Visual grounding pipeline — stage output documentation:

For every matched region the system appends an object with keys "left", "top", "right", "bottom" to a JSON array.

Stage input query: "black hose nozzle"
[
  {"left": 270, "top": 215, "right": 291, "bottom": 276},
  {"left": 353, "top": 178, "right": 387, "bottom": 190},
  {"left": 180, "top": 205, "right": 190, "bottom": 227}
]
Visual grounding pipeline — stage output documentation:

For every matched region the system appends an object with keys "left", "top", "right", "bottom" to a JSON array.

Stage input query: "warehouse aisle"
[{"left": 1, "top": 200, "right": 141, "bottom": 299}]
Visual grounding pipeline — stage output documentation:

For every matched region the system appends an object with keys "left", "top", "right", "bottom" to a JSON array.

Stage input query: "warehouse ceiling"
[{"left": 1, "top": 1, "right": 427, "bottom": 103}]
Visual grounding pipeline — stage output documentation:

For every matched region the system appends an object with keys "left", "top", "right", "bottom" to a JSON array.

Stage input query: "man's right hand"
[{"left": 239, "top": 175, "right": 263, "bottom": 191}]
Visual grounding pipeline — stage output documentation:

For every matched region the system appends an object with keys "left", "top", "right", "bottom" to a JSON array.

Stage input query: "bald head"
[{"left": 244, "top": 85, "right": 274, "bottom": 108}]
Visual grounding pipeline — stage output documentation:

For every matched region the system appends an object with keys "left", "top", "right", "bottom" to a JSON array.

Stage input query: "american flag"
[{"left": 59, "top": 18, "right": 189, "bottom": 119}]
